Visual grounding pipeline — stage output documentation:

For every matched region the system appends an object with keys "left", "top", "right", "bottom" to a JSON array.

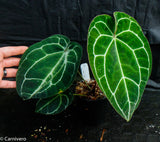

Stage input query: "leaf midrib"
[
  {"left": 29, "top": 53, "right": 65, "bottom": 99},
  {"left": 37, "top": 95, "right": 60, "bottom": 112},
  {"left": 114, "top": 38, "right": 131, "bottom": 120}
]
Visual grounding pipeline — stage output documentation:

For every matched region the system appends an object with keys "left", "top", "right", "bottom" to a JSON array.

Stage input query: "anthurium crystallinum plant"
[
  {"left": 16, "top": 34, "right": 82, "bottom": 115},
  {"left": 87, "top": 12, "right": 152, "bottom": 121},
  {"left": 16, "top": 12, "right": 152, "bottom": 122}
]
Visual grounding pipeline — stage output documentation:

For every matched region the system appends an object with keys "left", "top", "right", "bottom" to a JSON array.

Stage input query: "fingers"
[
  {"left": 0, "top": 80, "right": 16, "bottom": 88},
  {"left": 3, "top": 57, "right": 20, "bottom": 67},
  {"left": 0, "top": 54, "right": 3, "bottom": 80},
  {"left": 4, "top": 68, "right": 17, "bottom": 78},
  {"left": 0, "top": 65, "right": 3, "bottom": 81},
  {"left": 0, "top": 46, "right": 28, "bottom": 58},
  {"left": 0, "top": 46, "right": 28, "bottom": 89},
  {"left": 0, "top": 69, "right": 17, "bottom": 88}
]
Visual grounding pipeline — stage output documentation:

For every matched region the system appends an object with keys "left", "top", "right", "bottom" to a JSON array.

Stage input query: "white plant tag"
[{"left": 80, "top": 63, "right": 91, "bottom": 82}]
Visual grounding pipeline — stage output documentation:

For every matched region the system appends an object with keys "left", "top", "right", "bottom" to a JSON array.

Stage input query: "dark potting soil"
[
  {"left": 75, "top": 80, "right": 105, "bottom": 100},
  {"left": 0, "top": 89, "right": 160, "bottom": 142}
]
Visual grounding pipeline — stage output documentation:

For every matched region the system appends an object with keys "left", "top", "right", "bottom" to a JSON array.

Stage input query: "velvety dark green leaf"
[
  {"left": 87, "top": 12, "right": 152, "bottom": 121},
  {"left": 16, "top": 34, "right": 82, "bottom": 100},
  {"left": 35, "top": 93, "right": 73, "bottom": 115}
]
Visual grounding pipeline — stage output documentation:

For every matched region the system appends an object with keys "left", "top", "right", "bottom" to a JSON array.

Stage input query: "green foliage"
[
  {"left": 16, "top": 34, "right": 82, "bottom": 114},
  {"left": 36, "top": 93, "right": 73, "bottom": 115},
  {"left": 16, "top": 12, "right": 152, "bottom": 120},
  {"left": 87, "top": 12, "right": 152, "bottom": 121}
]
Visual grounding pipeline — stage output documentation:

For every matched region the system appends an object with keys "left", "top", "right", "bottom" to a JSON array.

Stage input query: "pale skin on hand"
[{"left": 0, "top": 46, "right": 28, "bottom": 88}]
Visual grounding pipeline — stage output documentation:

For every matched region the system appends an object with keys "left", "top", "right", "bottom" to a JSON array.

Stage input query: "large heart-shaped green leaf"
[
  {"left": 36, "top": 93, "right": 73, "bottom": 115},
  {"left": 87, "top": 12, "right": 152, "bottom": 121},
  {"left": 16, "top": 34, "right": 82, "bottom": 100}
]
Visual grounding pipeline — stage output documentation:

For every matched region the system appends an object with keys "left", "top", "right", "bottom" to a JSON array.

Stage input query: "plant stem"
[{"left": 73, "top": 93, "right": 88, "bottom": 97}]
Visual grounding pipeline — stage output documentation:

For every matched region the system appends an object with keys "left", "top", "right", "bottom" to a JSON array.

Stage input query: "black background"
[
  {"left": 0, "top": 1, "right": 160, "bottom": 142},
  {"left": 0, "top": 0, "right": 160, "bottom": 85},
  {"left": 0, "top": 0, "right": 160, "bottom": 44}
]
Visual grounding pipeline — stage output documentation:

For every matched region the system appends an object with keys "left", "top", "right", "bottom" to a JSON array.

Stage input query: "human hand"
[{"left": 0, "top": 46, "right": 28, "bottom": 88}]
